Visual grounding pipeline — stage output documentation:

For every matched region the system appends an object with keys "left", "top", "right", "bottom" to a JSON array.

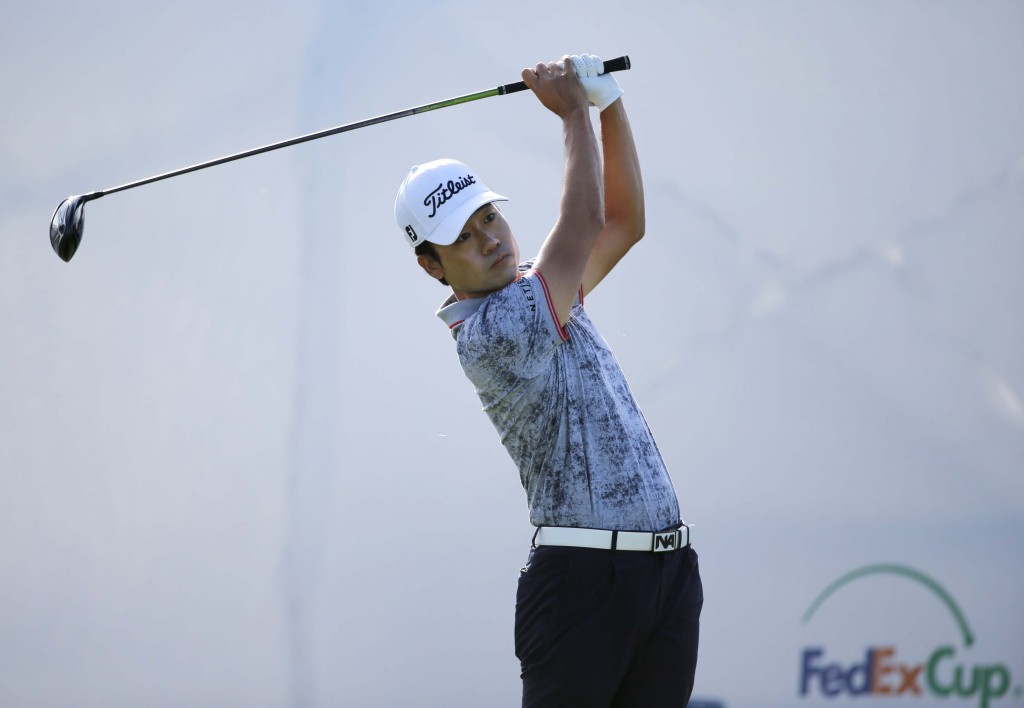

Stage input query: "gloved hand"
[{"left": 569, "top": 54, "right": 623, "bottom": 112}]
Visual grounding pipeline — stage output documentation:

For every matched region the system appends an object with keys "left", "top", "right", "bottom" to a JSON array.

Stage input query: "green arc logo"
[{"left": 802, "top": 563, "right": 975, "bottom": 647}]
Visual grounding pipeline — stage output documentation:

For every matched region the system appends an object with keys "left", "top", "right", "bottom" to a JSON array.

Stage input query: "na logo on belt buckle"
[{"left": 652, "top": 528, "right": 685, "bottom": 552}]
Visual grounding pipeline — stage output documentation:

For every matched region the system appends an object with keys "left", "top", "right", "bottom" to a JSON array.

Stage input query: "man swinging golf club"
[{"left": 395, "top": 54, "right": 703, "bottom": 707}]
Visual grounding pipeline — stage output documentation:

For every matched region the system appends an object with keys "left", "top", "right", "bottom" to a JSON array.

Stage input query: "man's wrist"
[
  {"left": 599, "top": 96, "right": 625, "bottom": 119},
  {"left": 561, "top": 105, "right": 592, "bottom": 125}
]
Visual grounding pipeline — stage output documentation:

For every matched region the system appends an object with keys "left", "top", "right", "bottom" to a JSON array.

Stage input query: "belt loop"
[
  {"left": 531, "top": 526, "right": 541, "bottom": 549},
  {"left": 611, "top": 530, "right": 618, "bottom": 551}
]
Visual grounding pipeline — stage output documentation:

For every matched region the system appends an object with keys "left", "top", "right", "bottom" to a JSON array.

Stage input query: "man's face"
[{"left": 420, "top": 203, "right": 520, "bottom": 298}]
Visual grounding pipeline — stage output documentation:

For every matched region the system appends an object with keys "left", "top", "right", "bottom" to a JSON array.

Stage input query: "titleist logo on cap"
[{"left": 424, "top": 175, "right": 477, "bottom": 218}]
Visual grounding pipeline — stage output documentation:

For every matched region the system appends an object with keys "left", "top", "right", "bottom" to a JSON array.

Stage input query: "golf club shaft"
[{"left": 89, "top": 56, "right": 631, "bottom": 202}]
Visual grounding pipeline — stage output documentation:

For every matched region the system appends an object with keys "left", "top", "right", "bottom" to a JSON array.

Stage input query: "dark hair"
[{"left": 415, "top": 241, "right": 448, "bottom": 286}]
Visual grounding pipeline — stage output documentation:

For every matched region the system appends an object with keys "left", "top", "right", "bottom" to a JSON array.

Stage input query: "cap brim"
[{"left": 425, "top": 190, "right": 508, "bottom": 246}]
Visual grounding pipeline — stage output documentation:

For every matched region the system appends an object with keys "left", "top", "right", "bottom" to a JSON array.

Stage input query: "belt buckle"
[{"left": 652, "top": 529, "right": 683, "bottom": 552}]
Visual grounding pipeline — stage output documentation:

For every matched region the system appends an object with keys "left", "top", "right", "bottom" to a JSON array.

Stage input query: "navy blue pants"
[{"left": 515, "top": 544, "right": 702, "bottom": 707}]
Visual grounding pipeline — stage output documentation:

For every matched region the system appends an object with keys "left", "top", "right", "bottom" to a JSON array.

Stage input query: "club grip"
[
  {"left": 601, "top": 55, "right": 631, "bottom": 74},
  {"left": 499, "top": 55, "right": 631, "bottom": 95}
]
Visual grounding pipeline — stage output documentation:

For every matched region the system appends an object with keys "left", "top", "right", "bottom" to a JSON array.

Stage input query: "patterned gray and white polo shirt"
[{"left": 437, "top": 262, "right": 681, "bottom": 532}]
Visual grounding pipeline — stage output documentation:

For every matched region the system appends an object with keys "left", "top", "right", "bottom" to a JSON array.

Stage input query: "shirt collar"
[{"left": 437, "top": 295, "right": 486, "bottom": 338}]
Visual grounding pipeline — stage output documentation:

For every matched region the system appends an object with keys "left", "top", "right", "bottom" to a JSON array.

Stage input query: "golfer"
[{"left": 395, "top": 54, "right": 702, "bottom": 707}]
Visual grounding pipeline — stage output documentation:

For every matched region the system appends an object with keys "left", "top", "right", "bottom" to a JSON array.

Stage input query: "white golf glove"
[{"left": 569, "top": 54, "right": 623, "bottom": 112}]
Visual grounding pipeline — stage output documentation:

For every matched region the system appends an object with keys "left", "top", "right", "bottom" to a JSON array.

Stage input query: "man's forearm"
[
  {"left": 559, "top": 107, "right": 605, "bottom": 243},
  {"left": 600, "top": 100, "right": 644, "bottom": 236}
]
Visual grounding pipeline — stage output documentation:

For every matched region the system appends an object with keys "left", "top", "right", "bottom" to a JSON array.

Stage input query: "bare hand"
[{"left": 521, "top": 57, "right": 590, "bottom": 119}]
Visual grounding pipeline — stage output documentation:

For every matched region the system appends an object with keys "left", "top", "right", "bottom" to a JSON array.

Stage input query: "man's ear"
[{"left": 417, "top": 253, "right": 445, "bottom": 282}]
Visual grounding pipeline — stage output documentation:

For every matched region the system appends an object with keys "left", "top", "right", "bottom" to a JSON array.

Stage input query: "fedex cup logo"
[{"left": 800, "top": 564, "right": 1019, "bottom": 708}]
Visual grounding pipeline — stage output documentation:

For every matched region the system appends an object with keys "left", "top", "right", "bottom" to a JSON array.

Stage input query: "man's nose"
[{"left": 479, "top": 231, "right": 500, "bottom": 253}]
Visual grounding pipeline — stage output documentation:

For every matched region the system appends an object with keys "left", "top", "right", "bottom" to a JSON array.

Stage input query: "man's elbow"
[
  {"left": 632, "top": 217, "right": 646, "bottom": 244},
  {"left": 624, "top": 212, "right": 645, "bottom": 246},
  {"left": 607, "top": 206, "right": 644, "bottom": 245}
]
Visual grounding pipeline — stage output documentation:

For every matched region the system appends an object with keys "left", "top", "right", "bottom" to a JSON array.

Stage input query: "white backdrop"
[{"left": 2, "top": 1, "right": 1022, "bottom": 706}]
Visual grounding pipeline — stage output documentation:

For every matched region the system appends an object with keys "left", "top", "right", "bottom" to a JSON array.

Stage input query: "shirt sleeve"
[{"left": 456, "top": 269, "right": 569, "bottom": 390}]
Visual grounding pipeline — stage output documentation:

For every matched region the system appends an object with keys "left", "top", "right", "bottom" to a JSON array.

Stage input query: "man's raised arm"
[
  {"left": 582, "top": 96, "right": 644, "bottom": 296},
  {"left": 522, "top": 58, "right": 605, "bottom": 327}
]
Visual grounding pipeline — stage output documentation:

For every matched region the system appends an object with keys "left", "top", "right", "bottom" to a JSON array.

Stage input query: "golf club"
[{"left": 49, "top": 55, "right": 631, "bottom": 262}]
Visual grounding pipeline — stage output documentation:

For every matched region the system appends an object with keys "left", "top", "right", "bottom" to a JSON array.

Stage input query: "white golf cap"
[{"left": 395, "top": 158, "right": 507, "bottom": 247}]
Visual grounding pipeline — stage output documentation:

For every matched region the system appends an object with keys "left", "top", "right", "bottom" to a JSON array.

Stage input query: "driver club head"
[{"left": 50, "top": 195, "right": 87, "bottom": 262}]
